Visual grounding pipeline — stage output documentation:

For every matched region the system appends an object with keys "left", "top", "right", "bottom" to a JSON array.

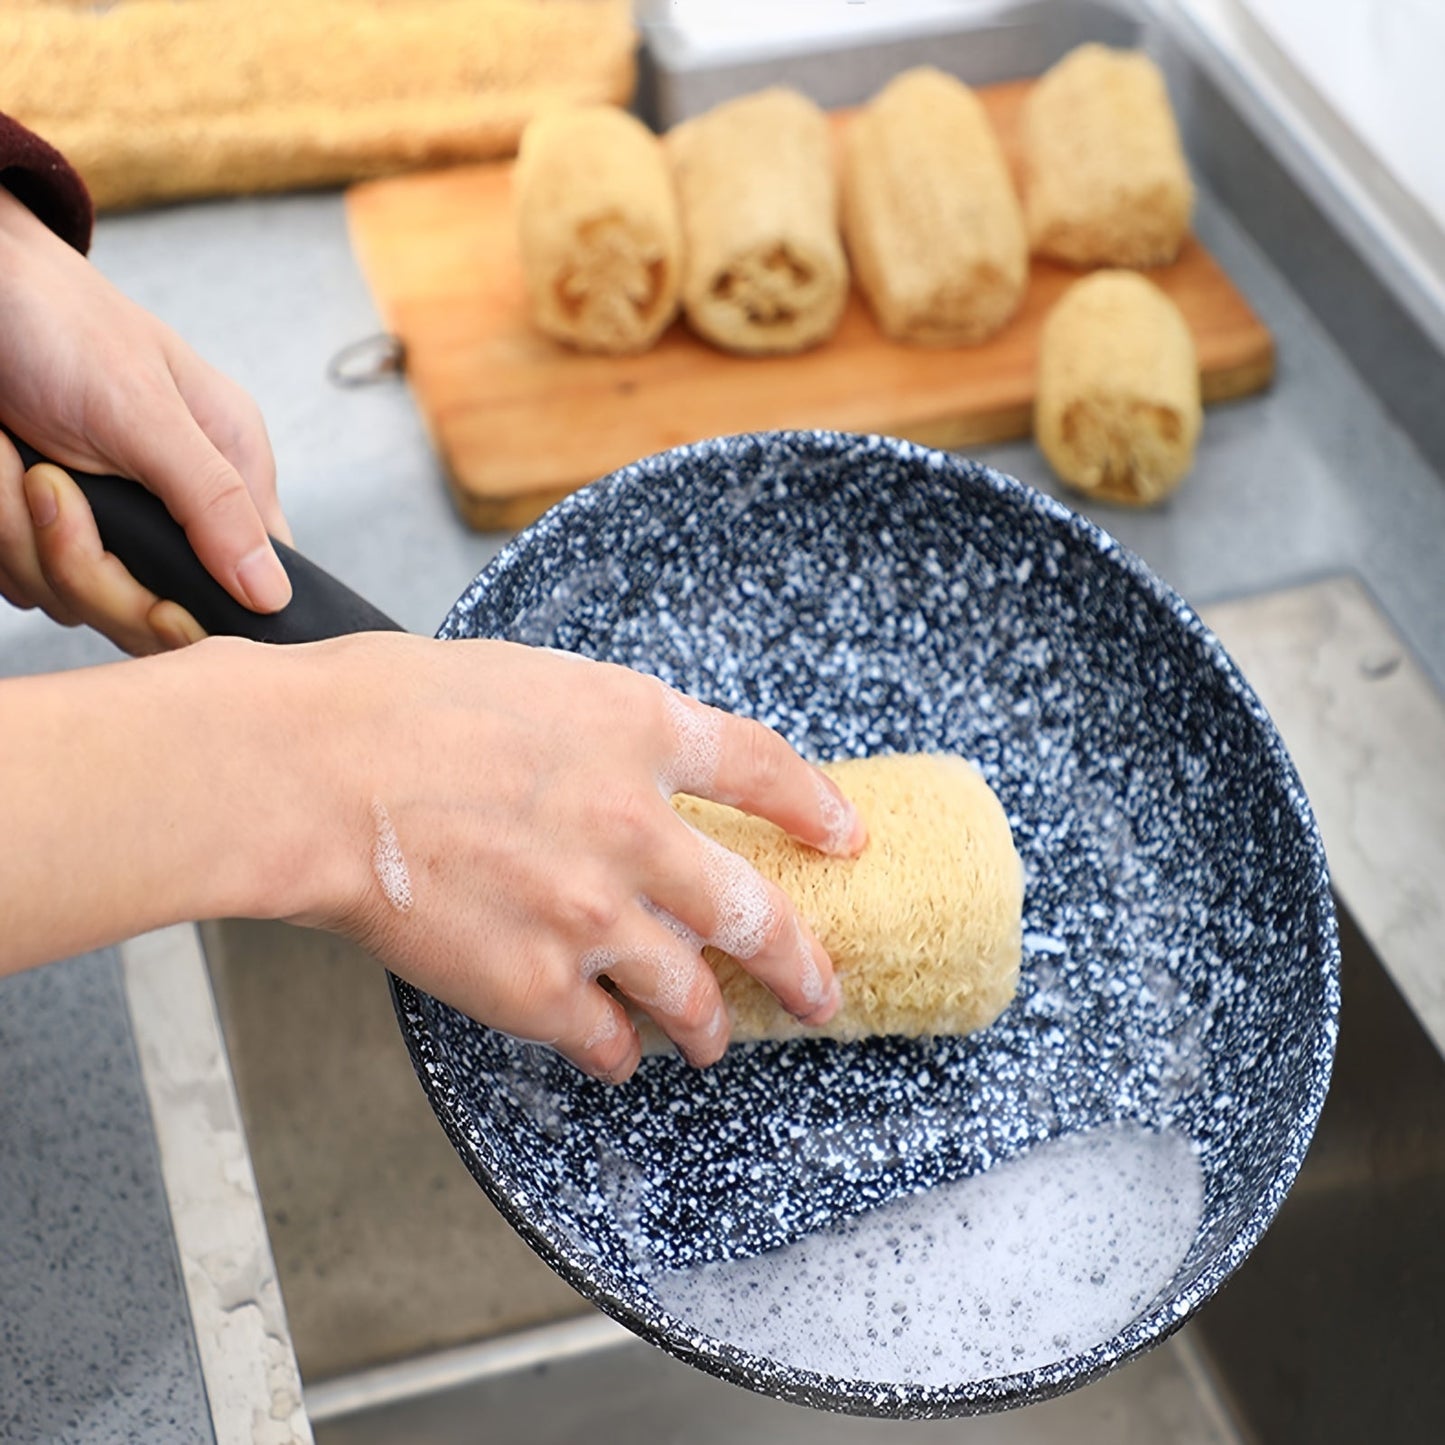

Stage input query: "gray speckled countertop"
[
  {"left": 3, "top": 21, "right": 1444, "bottom": 1439},
  {"left": 0, "top": 953, "right": 213, "bottom": 1443}
]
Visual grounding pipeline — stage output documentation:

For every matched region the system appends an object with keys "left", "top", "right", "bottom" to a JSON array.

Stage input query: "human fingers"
[
  {"left": 147, "top": 598, "right": 209, "bottom": 650},
  {"left": 10, "top": 459, "right": 206, "bottom": 651},
  {"left": 110, "top": 392, "right": 292, "bottom": 614},
  {"left": 549, "top": 986, "right": 642, "bottom": 1084},
  {"left": 659, "top": 690, "right": 867, "bottom": 857},
  {"left": 584, "top": 908, "right": 731, "bottom": 1068},
  {"left": 637, "top": 818, "right": 839, "bottom": 1026},
  {"left": 0, "top": 437, "right": 78, "bottom": 621},
  {"left": 24, "top": 462, "right": 170, "bottom": 655},
  {"left": 171, "top": 356, "right": 294, "bottom": 546}
]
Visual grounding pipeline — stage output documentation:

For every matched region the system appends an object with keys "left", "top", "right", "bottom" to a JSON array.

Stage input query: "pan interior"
[{"left": 402, "top": 431, "right": 1336, "bottom": 1414}]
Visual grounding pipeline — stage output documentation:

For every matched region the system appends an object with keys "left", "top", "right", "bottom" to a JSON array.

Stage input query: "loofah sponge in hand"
[{"left": 672, "top": 752, "right": 1024, "bottom": 1046}]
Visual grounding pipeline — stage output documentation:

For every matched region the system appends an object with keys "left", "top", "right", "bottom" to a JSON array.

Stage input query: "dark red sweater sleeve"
[{"left": 0, "top": 114, "right": 93, "bottom": 255}]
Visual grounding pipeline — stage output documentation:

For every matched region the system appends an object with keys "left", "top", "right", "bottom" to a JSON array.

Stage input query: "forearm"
[{"left": 0, "top": 638, "right": 353, "bottom": 972}]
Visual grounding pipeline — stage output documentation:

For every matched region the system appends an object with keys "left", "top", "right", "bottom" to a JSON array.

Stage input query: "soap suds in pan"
[{"left": 643, "top": 1121, "right": 1204, "bottom": 1385}]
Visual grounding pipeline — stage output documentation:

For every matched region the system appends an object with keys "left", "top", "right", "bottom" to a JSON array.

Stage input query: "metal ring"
[{"left": 326, "top": 332, "right": 406, "bottom": 388}]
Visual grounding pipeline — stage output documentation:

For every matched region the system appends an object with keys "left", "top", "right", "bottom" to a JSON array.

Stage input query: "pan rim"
[{"left": 390, "top": 428, "right": 1340, "bottom": 1417}]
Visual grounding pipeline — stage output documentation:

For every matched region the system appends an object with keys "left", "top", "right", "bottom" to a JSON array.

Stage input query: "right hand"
[{"left": 284, "top": 636, "right": 867, "bottom": 1084}]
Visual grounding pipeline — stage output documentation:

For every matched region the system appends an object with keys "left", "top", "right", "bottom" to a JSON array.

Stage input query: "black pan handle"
[{"left": 7, "top": 434, "right": 403, "bottom": 642}]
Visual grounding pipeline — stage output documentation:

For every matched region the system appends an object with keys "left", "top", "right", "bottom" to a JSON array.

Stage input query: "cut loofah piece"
[
  {"left": 667, "top": 752, "right": 1023, "bottom": 1047},
  {"left": 0, "top": 0, "right": 636, "bottom": 210},
  {"left": 667, "top": 88, "right": 848, "bottom": 357},
  {"left": 1023, "top": 44, "right": 1193, "bottom": 269},
  {"left": 842, "top": 67, "right": 1027, "bottom": 346},
  {"left": 515, "top": 106, "right": 681, "bottom": 355},
  {"left": 1036, "top": 269, "right": 1202, "bottom": 505}
]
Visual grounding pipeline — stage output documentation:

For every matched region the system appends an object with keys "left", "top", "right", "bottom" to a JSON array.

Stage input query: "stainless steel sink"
[
  {"left": 198, "top": 919, "right": 588, "bottom": 1383},
  {"left": 1188, "top": 902, "right": 1445, "bottom": 1444},
  {"left": 199, "top": 892, "right": 1445, "bottom": 1445}
]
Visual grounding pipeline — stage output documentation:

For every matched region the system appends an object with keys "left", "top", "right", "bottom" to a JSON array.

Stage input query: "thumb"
[{"left": 119, "top": 401, "right": 293, "bottom": 614}]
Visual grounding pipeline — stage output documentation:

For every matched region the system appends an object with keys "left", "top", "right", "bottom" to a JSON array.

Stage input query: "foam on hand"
[
  {"left": 812, "top": 769, "right": 858, "bottom": 856},
  {"left": 369, "top": 800, "right": 413, "bottom": 914},
  {"left": 658, "top": 686, "right": 723, "bottom": 798},
  {"left": 791, "top": 914, "right": 826, "bottom": 1011},
  {"left": 642, "top": 1121, "right": 1203, "bottom": 1386},
  {"left": 631, "top": 941, "right": 697, "bottom": 1018},
  {"left": 697, "top": 830, "right": 775, "bottom": 962},
  {"left": 583, "top": 1006, "right": 622, "bottom": 1052}
]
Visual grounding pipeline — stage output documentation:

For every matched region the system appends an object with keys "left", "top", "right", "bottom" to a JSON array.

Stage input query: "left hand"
[{"left": 0, "top": 186, "right": 293, "bottom": 654}]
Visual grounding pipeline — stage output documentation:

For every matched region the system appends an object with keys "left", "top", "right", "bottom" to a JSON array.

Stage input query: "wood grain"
[{"left": 346, "top": 79, "right": 1274, "bottom": 531}]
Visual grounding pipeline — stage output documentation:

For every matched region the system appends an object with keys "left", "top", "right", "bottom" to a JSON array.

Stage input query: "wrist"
[{"left": 181, "top": 635, "right": 371, "bottom": 929}]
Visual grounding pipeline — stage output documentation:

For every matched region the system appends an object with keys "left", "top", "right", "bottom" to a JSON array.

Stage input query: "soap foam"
[
  {"left": 583, "top": 1006, "right": 621, "bottom": 1051},
  {"left": 696, "top": 831, "right": 774, "bottom": 961},
  {"left": 792, "top": 914, "right": 826, "bottom": 1010},
  {"left": 369, "top": 800, "right": 413, "bottom": 914},
  {"left": 658, "top": 687, "right": 723, "bottom": 798},
  {"left": 578, "top": 946, "right": 616, "bottom": 982},
  {"left": 813, "top": 769, "right": 857, "bottom": 855},
  {"left": 641, "top": 898, "right": 704, "bottom": 952},
  {"left": 642, "top": 1122, "right": 1202, "bottom": 1386},
  {"left": 634, "top": 942, "right": 695, "bottom": 1017},
  {"left": 583, "top": 906, "right": 715, "bottom": 1030}
]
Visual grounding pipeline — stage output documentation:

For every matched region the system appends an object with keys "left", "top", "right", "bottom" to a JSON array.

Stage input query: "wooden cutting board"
[{"left": 345, "top": 78, "right": 1274, "bottom": 531}]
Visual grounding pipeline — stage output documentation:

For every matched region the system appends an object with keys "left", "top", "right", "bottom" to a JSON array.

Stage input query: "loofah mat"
[{"left": 0, "top": 0, "right": 636, "bottom": 211}]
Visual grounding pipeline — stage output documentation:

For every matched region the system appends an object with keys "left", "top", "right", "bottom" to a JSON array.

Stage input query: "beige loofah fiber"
[
  {"left": 515, "top": 106, "right": 682, "bottom": 355},
  {"left": 1035, "top": 268, "right": 1202, "bottom": 505},
  {"left": 841, "top": 66, "right": 1027, "bottom": 346},
  {"left": 670, "top": 752, "right": 1024, "bottom": 1047},
  {"left": 1022, "top": 44, "right": 1194, "bottom": 269},
  {"left": 667, "top": 88, "right": 849, "bottom": 357}
]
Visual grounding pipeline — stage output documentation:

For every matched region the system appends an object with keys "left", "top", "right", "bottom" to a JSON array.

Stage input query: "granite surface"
[{"left": 0, "top": 953, "right": 214, "bottom": 1444}]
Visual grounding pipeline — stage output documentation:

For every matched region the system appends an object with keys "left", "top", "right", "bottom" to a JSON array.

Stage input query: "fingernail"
[
  {"left": 149, "top": 601, "right": 207, "bottom": 650},
  {"left": 835, "top": 783, "right": 867, "bottom": 853},
  {"left": 23, "top": 469, "right": 58, "bottom": 529},
  {"left": 792, "top": 916, "right": 827, "bottom": 1010},
  {"left": 801, "top": 975, "right": 842, "bottom": 1028},
  {"left": 816, "top": 771, "right": 865, "bottom": 856},
  {"left": 235, "top": 543, "right": 292, "bottom": 613}
]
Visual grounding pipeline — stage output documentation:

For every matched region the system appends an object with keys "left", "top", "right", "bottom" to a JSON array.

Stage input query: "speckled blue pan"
[{"left": 382, "top": 431, "right": 1339, "bottom": 1417}]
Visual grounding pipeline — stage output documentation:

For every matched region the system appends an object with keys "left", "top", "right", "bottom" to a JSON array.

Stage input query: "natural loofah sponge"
[
  {"left": 515, "top": 106, "right": 681, "bottom": 354},
  {"left": 0, "top": 0, "right": 636, "bottom": 210},
  {"left": 673, "top": 752, "right": 1024, "bottom": 1045},
  {"left": 1022, "top": 44, "right": 1194, "bottom": 268},
  {"left": 1035, "top": 268, "right": 1202, "bottom": 505},
  {"left": 667, "top": 88, "right": 849, "bottom": 356},
  {"left": 841, "top": 66, "right": 1027, "bottom": 346}
]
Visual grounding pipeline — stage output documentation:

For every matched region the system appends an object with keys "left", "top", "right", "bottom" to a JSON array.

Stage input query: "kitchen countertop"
[
  {"left": 3, "top": 20, "right": 1445, "bottom": 1442},
  {"left": 0, "top": 951, "right": 213, "bottom": 1443}
]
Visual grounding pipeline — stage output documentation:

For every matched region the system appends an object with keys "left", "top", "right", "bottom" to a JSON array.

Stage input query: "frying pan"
[{"left": 21, "top": 430, "right": 1338, "bottom": 1417}]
